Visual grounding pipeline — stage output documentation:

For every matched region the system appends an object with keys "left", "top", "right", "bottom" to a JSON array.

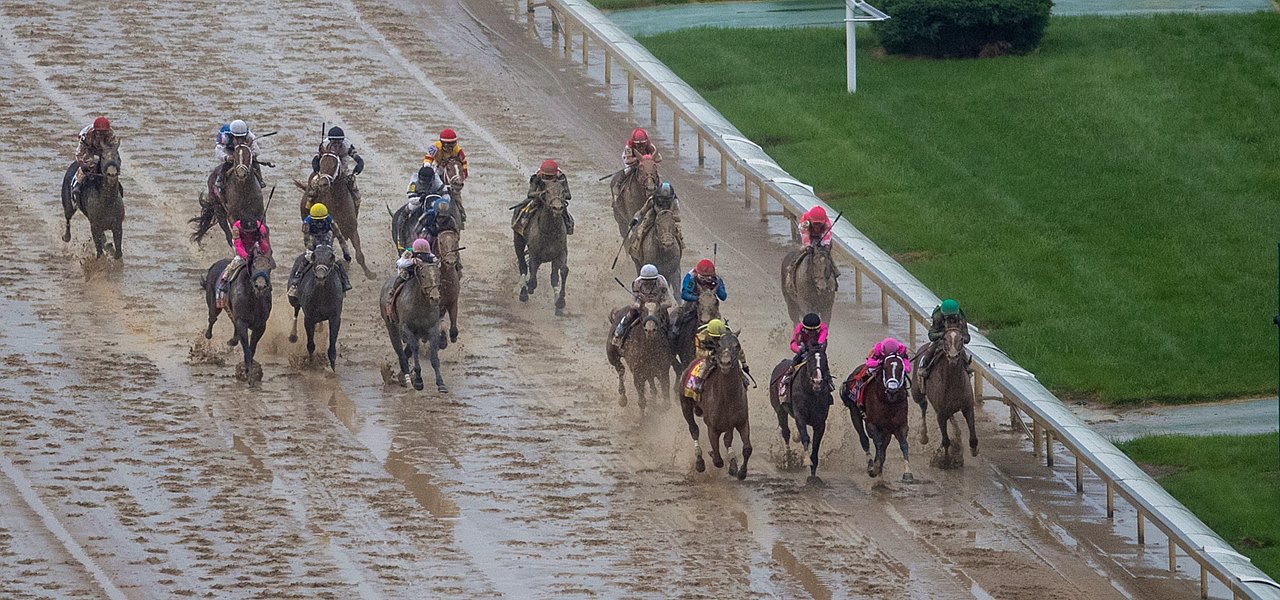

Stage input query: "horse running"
[
  {"left": 203, "top": 253, "right": 274, "bottom": 384},
  {"left": 61, "top": 146, "right": 124, "bottom": 259},
  {"left": 913, "top": 328, "right": 978, "bottom": 467},
  {"left": 781, "top": 245, "right": 838, "bottom": 324},
  {"left": 440, "top": 156, "right": 467, "bottom": 229},
  {"left": 192, "top": 143, "right": 264, "bottom": 247},
  {"left": 627, "top": 207, "right": 682, "bottom": 287},
  {"left": 679, "top": 330, "right": 752, "bottom": 479},
  {"left": 673, "top": 288, "right": 720, "bottom": 373},
  {"left": 296, "top": 152, "right": 376, "bottom": 279},
  {"left": 436, "top": 230, "right": 462, "bottom": 343},
  {"left": 769, "top": 347, "right": 833, "bottom": 478},
  {"left": 607, "top": 301, "right": 675, "bottom": 415},
  {"left": 287, "top": 244, "right": 345, "bottom": 370},
  {"left": 841, "top": 353, "right": 913, "bottom": 483},
  {"left": 380, "top": 261, "right": 447, "bottom": 392},
  {"left": 514, "top": 179, "right": 569, "bottom": 316},
  {"left": 611, "top": 154, "right": 659, "bottom": 238}
]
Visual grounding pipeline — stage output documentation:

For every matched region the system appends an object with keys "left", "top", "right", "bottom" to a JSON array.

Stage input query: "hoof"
[
  {"left": 902, "top": 472, "right": 914, "bottom": 484},
  {"left": 227, "top": 337, "right": 238, "bottom": 347},
  {"left": 806, "top": 475, "right": 824, "bottom": 486},
  {"left": 554, "top": 306, "right": 564, "bottom": 317},
  {"left": 618, "top": 394, "right": 627, "bottom": 407},
  {"left": 450, "top": 330, "right": 458, "bottom": 343},
  {"left": 288, "top": 334, "right": 298, "bottom": 343},
  {"left": 712, "top": 457, "right": 725, "bottom": 469},
  {"left": 519, "top": 288, "right": 529, "bottom": 302},
  {"left": 736, "top": 466, "right": 747, "bottom": 481},
  {"left": 437, "top": 384, "right": 449, "bottom": 393},
  {"left": 412, "top": 378, "right": 425, "bottom": 391},
  {"left": 62, "top": 231, "right": 71, "bottom": 242},
  {"left": 727, "top": 458, "right": 738, "bottom": 477},
  {"left": 971, "top": 445, "right": 979, "bottom": 457},
  {"left": 400, "top": 374, "right": 411, "bottom": 388},
  {"left": 204, "top": 331, "right": 213, "bottom": 340},
  {"left": 694, "top": 455, "right": 706, "bottom": 473}
]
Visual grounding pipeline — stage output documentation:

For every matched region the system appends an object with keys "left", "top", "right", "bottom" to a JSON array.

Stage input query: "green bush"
[{"left": 874, "top": 0, "right": 1053, "bottom": 58}]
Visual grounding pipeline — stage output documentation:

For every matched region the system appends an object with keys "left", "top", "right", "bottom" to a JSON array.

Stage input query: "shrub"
[{"left": 873, "top": 0, "right": 1053, "bottom": 58}]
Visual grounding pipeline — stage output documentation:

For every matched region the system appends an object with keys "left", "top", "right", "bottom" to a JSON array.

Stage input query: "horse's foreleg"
[
  {"left": 724, "top": 428, "right": 738, "bottom": 477},
  {"left": 897, "top": 426, "right": 913, "bottom": 483},
  {"left": 447, "top": 300, "right": 459, "bottom": 343},
  {"left": 404, "top": 328, "right": 424, "bottom": 391},
  {"left": 554, "top": 260, "right": 568, "bottom": 314},
  {"left": 679, "top": 398, "right": 704, "bottom": 472},
  {"left": 795, "top": 411, "right": 813, "bottom": 468},
  {"left": 346, "top": 231, "right": 376, "bottom": 279},
  {"left": 62, "top": 190, "right": 74, "bottom": 243},
  {"left": 219, "top": 217, "right": 233, "bottom": 248},
  {"left": 708, "top": 425, "right": 725, "bottom": 470},
  {"left": 384, "top": 320, "right": 410, "bottom": 386},
  {"left": 964, "top": 405, "right": 979, "bottom": 457},
  {"left": 513, "top": 235, "right": 528, "bottom": 276},
  {"left": 111, "top": 223, "right": 122, "bottom": 260},
  {"left": 526, "top": 259, "right": 540, "bottom": 294},
  {"left": 289, "top": 306, "right": 301, "bottom": 343},
  {"left": 809, "top": 420, "right": 826, "bottom": 478},
  {"left": 327, "top": 316, "right": 341, "bottom": 371},
  {"left": 428, "top": 330, "right": 447, "bottom": 393},
  {"left": 631, "top": 370, "right": 646, "bottom": 415},
  {"left": 917, "top": 392, "right": 931, "bottom": 445},
  {"left": 304, "top": 317, "right": 317, "bottom": 358},
  {"left": 936, "top": 411, "right": 952, "bottom": 453},
  {"left": 737, "top": 420, "right": 752, "bottom": 481},
  {"left": 867, "top": 423, "right": 887, "bottom": 478},
  {"left": 90, "top": 224, "right": 105, "bottom": 258}
]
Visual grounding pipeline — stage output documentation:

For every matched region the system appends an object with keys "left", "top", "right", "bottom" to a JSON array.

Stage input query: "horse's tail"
[{"left": 190, "top": 195, "right": 217, "bottom": 244}]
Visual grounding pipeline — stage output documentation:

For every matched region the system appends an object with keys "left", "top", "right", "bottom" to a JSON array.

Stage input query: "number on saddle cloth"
[{"left": 682, "top": 358, "right": 708, "bottom": 400}]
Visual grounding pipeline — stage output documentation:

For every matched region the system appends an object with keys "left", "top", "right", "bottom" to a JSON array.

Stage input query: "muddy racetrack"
[{"left": 0, "top": 0, "right": 1211, "bottom": 597}]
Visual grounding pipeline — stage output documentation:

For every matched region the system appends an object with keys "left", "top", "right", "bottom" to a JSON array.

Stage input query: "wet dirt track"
[{"left": 0, "top": 0, "right": 1213, "bottom": 597}]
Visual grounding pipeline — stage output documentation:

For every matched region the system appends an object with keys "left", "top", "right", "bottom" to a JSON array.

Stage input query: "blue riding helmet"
[{"left": 433, "top": 198, "right": 451, "bottom": 214}]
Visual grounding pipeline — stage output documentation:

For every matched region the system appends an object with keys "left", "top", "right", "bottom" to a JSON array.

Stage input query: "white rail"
[{"left": 505, "top": 1, "right": 1280, "bottom": 597}]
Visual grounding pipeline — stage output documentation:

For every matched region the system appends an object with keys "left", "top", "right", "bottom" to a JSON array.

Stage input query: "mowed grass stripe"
[{"left": 639, "top": 14, "right": 1280, "bottom": 403}]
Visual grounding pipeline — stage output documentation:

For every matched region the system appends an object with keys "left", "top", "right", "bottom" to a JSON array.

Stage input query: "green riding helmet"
[{"left": 940, "top": 298, "right": 960, "bottom": 316}]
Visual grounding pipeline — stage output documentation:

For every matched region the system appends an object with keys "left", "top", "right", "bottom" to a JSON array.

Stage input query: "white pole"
[{"left": 846, "top": 3, "right": 856, "bottom": 93}]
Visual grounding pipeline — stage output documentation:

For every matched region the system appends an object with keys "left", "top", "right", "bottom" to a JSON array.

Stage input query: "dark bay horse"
[
  {"left": 440, "top": 156, "right": 466, "bottom": 229},
  {"left": 607, "top": 301, "right": 675, "bottom": 415},
  {"left": 203, "top": 254, "right": 274, "bottom": 384},
  {"left": 679, "top": 330, "right": 752, "bottom": 480},
  {"left": 296, "top": 152, "right": 375, "bottom": 279},
  {"left": 514, "top": 181, "right": 568, "bottom": 316},
  {"left": 192, "top": 143, "right": 264, "bottom": 247},
  {"left": 913, "top": 328, "right": 978, "bottom": 467},
  {"left": 287, "top": 244, "right": 345, "bottom": 370},
  {"left": 769, "top": 346, "right": 833, "bottom": 478},
  {"left": 436, "top": 230, "right": 462, "bottom": 343},
  {"left": 673, "top": 288, "right": 720, "bottom": 373},
  {"left": 781, "top": 245, "right": 838, "bottom": 324},
  {"left": 611, "top": 154, "right": 659, "bottom": 238},
  {"left": 61, "top": 146, "right": 124, "bottom": 259},
  {"left": 380, "top": 262, "right": 447, "bottom": 392},
  {"left": 841, "top": 353, "right": 914, "bottom": 482},
  {"left": 627, "top": 207, "right": 682, "bottom": 287},
  {"left": 390, "top": 194, "right": 441, "bottom": 253}
]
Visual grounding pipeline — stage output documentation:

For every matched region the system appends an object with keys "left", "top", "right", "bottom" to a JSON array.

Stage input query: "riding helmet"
[
  {"left": 694, "top": 259, "right": 715, "bottom": 277},
  {"left": 940, "top": 298, "right": 960, "bottom": 316},
  {"left": 639, "top": 264, "right": 659, "bottom": 280},
  {"left": 705, "top": 319, "right": 726, "bottom": 337},
  {"left": 630, "top": 127, "right": 649, "bottom": 144},
  {"left": 327, "top": 126, "right": 345, "bottom": 141},
  {"left": 539, "top": 159, "right": 559, "bottom": 177},
  {"left": 439, "top": 128, "right": 458, "bottom": 143},
  {"left": 309, "top": 203, "right": 329, "bottom": 219},
  {"left": 802, "top": 313, "right": 821, "bottom": 329},
  {"left": 229, "top": 120, "right": 248, "bottom": 136},
  {"left": 881, "top": 338, "right": 902, "bottom": 355},
  {"left": 656, "top": 181, "right": 674, "bottom": 198},
  {"left": 417, "top": 165, "right": 435, "bottom": 182},
  {"left": 433, "top": 198, "right": 451, "bottom": 214},
  {"left": 412, "top": 238, "right": 432, "bottom": 254},
  {"left": 93, "top": 116, "right": 111, "bottom": 131}
]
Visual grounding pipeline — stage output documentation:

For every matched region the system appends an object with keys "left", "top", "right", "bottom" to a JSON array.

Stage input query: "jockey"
[
  {"left": 916, "top": 298, "right": 973, "bottom": 394},
  {"left": 622, "top": 127, "right": 661, "bottom": 172},
  {"left": 312, "top": 126, "right": 364, "bottom": 205},
  {"left": 287, "top": 203, "right": 351, "bottom": 301},
  {"left": 395, "top": 238, "right": 436, "bottom": 282},
  {"left": 513, "top": 159, "right": 574, "bottom": 237},
  {"left": 423, "top": 128, "right": 469, "bottom": 225},
  {"left": 215, "top": 123, "right": 231, "bottom": 148},
  {"left": 404, "top": 164, "right": 450, "bottom": 213},
  {"left": 72, "top": 116, "right": 119, "bottom": 206},
  {"left": 691, "top": 318, "right": 751, "bottom": 386},
  {"left": 799, "top": 205, "right": 833, "bottom": 248},
  {"left": 610, "top": 264, "right": 674, "bottom": 349},
  {"left": 847, "top": 337, "right": 911, "bottom": 408},
  {"left": 215, "top": 119, "right": 266, "bottom": 190},
  {"left": 421, "top": 197, "right": 459, "bottom": 261},
  {"left": 776, "top": 313, "right": 828, "bottom": 400},
  {"left": 217, "top": 218, "right": 272, "bottom": 309},
  {"left": 628, "top": 180, "right": 683, "bottom": 247},
  {"left": 671, "top": 258, "right": 726, "bottom": 342}
]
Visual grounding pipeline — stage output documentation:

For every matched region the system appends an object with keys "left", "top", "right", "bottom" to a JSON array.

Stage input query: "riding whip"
[
  {"left": 613, "top": 277, "right": 631, "bottom": 293},
  {"left": 258, "top": 131, "right": 279, "bottom": 138},
  {"left": 598, "top": 168, "right": 624, "bottom": 182},
  {"left": 264, "top": 184, "right": 276, "bottom": 222},
  {"left": 611, "top": 218, "right": 639, "bottom": 270}
]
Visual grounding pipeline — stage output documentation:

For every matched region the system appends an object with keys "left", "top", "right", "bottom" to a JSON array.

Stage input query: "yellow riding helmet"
[
  {"left": 310, "top": 203, "right": 329, "bottom": 218},
  {"left": 705, "top": 319, "right": 726, "bottom": 337}
]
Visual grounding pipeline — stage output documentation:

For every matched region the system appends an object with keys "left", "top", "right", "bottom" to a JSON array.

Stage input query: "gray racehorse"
[
  {"left": 288, "top": 244, "right": 345, "bottom": 370},
  {"left": 380, "top": 261, "right": 447, "bottom": 392},
  {"left": 61, "top": 146, "right": 124, "bottom": 258}
]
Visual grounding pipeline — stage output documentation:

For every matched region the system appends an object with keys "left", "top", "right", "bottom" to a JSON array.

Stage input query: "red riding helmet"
[
  {"left": 805, "top": 205, "right": 828, "bottom": 223},
  {"left": 93, "top": 116, "right": 111, "bottom": 131},
  {"left": 694, "top": 259, "right": 716, "bottom": 277},
  {"left": 539, "top": 159, "right": 559, "bottom": 177},
  {"left": 440, "top": 128, "right": 458, "bottom": 143},
  {"left": 630, "top": 127, "right": 649, "bottom": 145}
]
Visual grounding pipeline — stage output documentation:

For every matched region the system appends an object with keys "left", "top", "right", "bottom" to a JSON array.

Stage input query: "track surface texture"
[{"left": 0, "top": 0, "right": 1210, "bottom": 597}]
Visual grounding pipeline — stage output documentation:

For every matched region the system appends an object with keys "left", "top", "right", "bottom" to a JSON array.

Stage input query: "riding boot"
[
  {"left": 563, "top": 210, "right": 575, "bottom": 235},
  {"left": 339, "top": 264, "right": 352, "bottom": 292},
  {"left": 253, "top": 164, "right": 266, "bottom": 189},
  {"left": 611, "top": 314, "right": 630, "bottom": 349},
  {"left": 348, "top": 178, "right": 362, "bottom": 212}
]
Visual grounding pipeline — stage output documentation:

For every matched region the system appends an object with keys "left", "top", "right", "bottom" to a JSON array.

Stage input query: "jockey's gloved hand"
[
  {"left": 353, "top": 166, "right": 363, "bottom": 175},
  {"left": 629, "top": 218, "right": 639, "bottom": 228},
  {"left": 792, "top": 353, "right": 804, "bottom": 365},
  {"left": 743, "top": 365, "right": 751, "bottom": 375},
  {"left": 343, "top": 251, "right": 351, "bottom": 262}
]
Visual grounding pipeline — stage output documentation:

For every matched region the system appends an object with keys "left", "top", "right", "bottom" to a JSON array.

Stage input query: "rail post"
[
  {"left": 909, "top": 317, "right": 917, "bottom": 348},
  {"left": 697, "top": 132, "right": 704, "bottom": 166},
  {"left": 673, "top": 111, "right": 680, "bottom": 152},
  {"left": 604, "top": 52, "right": 611, "bottom": 85},
  {"left": 1033, "top": 421, "right": 1042, "bottom": 458},
  {"left": 1075, "top": 457, "right": 1083, "bottom": 493},
  {"left": 1106, "top": 480, "right": 1114, "bottom": 519},
  {"left": 627, "top": 71, "right": 634, "bottom": 105},
  {"left": 880, "top": 289, "right": 889, "bottom": 325},
  {"left": 563, "top": 21, "right": 571, "bottom": 56},
  {"left": 720, "top": 154, "right": 727, "bottom": 188},
  {"left": 743, "top": 176, "right": 752, "bottom": 209},
  {"left": 1169, "top": 541, "right": 1177, "bottom": 572},
  {"left": 1045, "top": 430, "right": 1054, "bottom": 467},
  {"left": 581, "top": 31, "right": 588, "bottom": 64},
  {"left": 758, "top": 186, "right": 767, "bottom": 222},
  {"left": 1137, "top": 511, "right": 1145, "bottom": 545},
  {"left": 974, "top": 371, "right": 984, "bottom": 399},
  {"left": 650, "top": 88, "right": 657, "bottom": 123},
  {"left": 855, "top": 266, "right": 863, "bottom": 304}
]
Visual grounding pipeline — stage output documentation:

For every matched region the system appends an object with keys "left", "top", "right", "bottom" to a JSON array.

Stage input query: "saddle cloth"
[{"left": 681, "top": 358, "right": 709, "bottom": 403}]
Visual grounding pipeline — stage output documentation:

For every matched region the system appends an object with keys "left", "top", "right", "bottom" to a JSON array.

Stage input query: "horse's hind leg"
[
  {"left": 679, "top": 398, "right": 704, "bottom": 472},
  {"left": 737, "top": 421, "right": 752, "bottom": 480},
  {"left": 808, "top": 420, "right": 826, "bottom": 479},
  {"left": 347, "top": 230, "right": 376, "bottom": 279},
  {"left": 964, "top": 405, "right": 979, "bottom": 457},
  {"left": 724, "top": 428, "right": 738, "bottom": 477},
  {"left": 111, "top": 222, "right": 122, "bottom": 260},
  {"left": 897, "top": 427, "right": 913, "bottom": 483},
  {"left": 428, "top": 330, "right": 447, "bottom": 393},
  {"left": 327, "top": 316, "right": 341, "bottom": 371},
  {"left": 404, "top": 331, "right": 424, "bottom": 391},
  {"left": 61, "top": 190, "right": 74, "bottom": 243},
  {"left": 289, "top": 306, "right": 301, "bottom": 343}
]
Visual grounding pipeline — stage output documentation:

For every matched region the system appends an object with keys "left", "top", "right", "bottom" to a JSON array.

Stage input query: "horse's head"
[
  {"left": 442, "top": 158, "right": 464, "bottom": 188},
  {"left": 311, "top": 244, "right": 336, "bottom": 283},
  {"left": 637, "top": 154, "right": 659, "bottom": 194},
  {"left": 99, "top": 146, "right": 121, "bottom": 181},
  {"left": 807, "top": 246, "right": 838, "bottom": 292},
  {"left": 696, "top": 288, "right": 721, "bottom": 324},
  {"left": 640, "top": 301, "right": 667, "bottom": 336},
  {"left": 943, "top": 328, "right": 966, "bottom": 360},
  {"left": 715, "top": 330, "right": 741, "bottom": 371},
  {"left": 654, "top": 210, "right": 678, "bottom": 248},
  {"left": 231, "top": 143, "right": 254, "bottom": 180},
  {"left": 437, "top": 230, "right": 460, "bottom": 268},
  {"left": 416, "top": 259, "right": 442, "bottom": 302},
  {"left": 545, "top": 183, "right": 567, "bottom": 214},
  {"left": 877, "top": 353, "right": 909, "bottom": 402},
  {"left": 250, "top": 253, "right": 274, "bottom": 296},
  {"left": 317, "top": 152, "right": 341, "bottom": 185},
  {"left": 803, "top": 349, "right": 830, "bottom": 394}
]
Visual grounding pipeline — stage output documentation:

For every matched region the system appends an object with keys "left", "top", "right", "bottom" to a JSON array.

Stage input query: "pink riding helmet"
[
  {"left": 880, "top": 337, "right": 902, "bottom": 355},
  {"left": 412, "top": 238, "right": 432, "bottom": 253}
]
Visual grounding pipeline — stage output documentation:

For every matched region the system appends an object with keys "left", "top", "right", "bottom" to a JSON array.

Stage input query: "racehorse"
[
  {"left": 390, "top": 193, "right": 441, "bottom": 253},
  {"left": 436, "top": 229, "right": 462, "bottom": 343},
  {"left": 296, "top": 152, "right": 376, "bottom": 279},
  {"left": 913, "top": 328, "right": 978, "bottom": 467},
  {"left": 841, "top": 353, "right": 914, "bottom": 483},
  {"left": 673, "top": 288, "right": 720, "bottom": 373},
  {"left": 380, "top": 260, "right": 447, "bottom": 392},
  {"left": 781, "top": 244, "right": 838, "bottom": 324},
  {"left": 439, "top": 156, "right": 467, "bottom": 229},
  {"left": 607, "top": 301, "right": 675, "bottom": 415},
  {"left": 611, "top": 154, "right": 660, "bottom": 238},
  {"left": 514, "top": 179, "right": 569, "bottom": 316},
  {"left": 769, "top": 346, "right": 833, "bottom": 478},
  {"left": 287, "top": 243, "right": 345, "bottom": 370},
  {"left": 61, "top": 145, "right": 124, "bottom": 259},
  {"left": 203, "top": 253, "right": 274, "bottom": 385},
  {"left": 192, "top": 142, "right": 264, "bottom": 247},
  {"left": 679, "top": 330, "right": 752, "bottom": 480},
  {"left": 627, "top": 207, "right": 682, "bottom": 287}
]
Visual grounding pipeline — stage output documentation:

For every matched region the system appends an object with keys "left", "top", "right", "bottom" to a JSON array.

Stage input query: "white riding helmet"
[
  {"left": 229, "top": 120, "right": 248, "bottom": 136},
  {"left": 639, "top": 264, "right": 659, "bottom": 280}
]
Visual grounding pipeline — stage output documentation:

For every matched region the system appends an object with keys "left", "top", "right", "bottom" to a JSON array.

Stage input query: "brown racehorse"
[
  {"left": 439, "top": 156, "right": 466, "bottom": 229},
  {"left": 607, "top": 301, "right": 675, "bottom": 415},
  {"left": 436, "top": 229, "right": 462, "bottom": 344},
  {"left": 611, "top": 154, "right": 660, "bottom": 238},
  {"left": 679, "top": 330, "right": 752, "bottom": 480},
  {"left": 192, "top": 143, "right": 263, "bottom": 247},
  {"left": 913, "top": 328, "right": 977, "bottom": 467},
  {"left": 841, "top": 353, "right": 914, "bottom": 483},
  {"left": 673, "top": 288, "right": 720, "bottom": 373},
  {"left": 296, "top": 152, "right": 376, "bottom": 279}
]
